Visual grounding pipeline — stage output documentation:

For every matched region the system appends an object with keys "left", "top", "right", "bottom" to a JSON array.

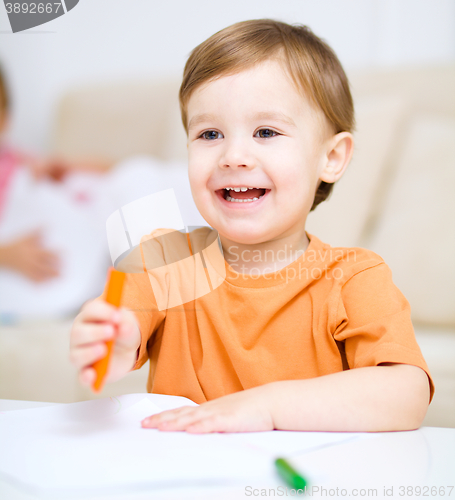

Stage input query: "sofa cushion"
[
  {"left": 366, "top": 115, "right": 455, "bottom": 326},
  {"left": 306, "top": 94, "right": 408, "bottom": 247},
  {"left": 349, "top": 66, "right": 455, "bottom": 118},
  {"left": 415, "top": 326, "right": 455, "bottom": 428},
  {"left": 51, "top": 79, "right": 186, "bottom": 163}
]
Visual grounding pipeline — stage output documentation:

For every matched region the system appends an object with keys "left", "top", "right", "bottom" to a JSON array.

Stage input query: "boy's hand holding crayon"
[{"left": 69, "top": 297, "right": 141, "bottom": 389}]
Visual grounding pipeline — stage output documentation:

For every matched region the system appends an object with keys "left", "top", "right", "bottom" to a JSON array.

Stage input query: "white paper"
[{"left": 0, "top": 393, "right": 359, "bottom": 497}]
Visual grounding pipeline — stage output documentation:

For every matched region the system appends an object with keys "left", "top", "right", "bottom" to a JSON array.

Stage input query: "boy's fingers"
[
  {"left": 79, "top": 300, "right": 120, "bottom": 323},
  {"left": 70, "top": 343, "right": 108, "bottom": 370},
  {"left": 158, "top": 411, "right": 214, "bottom": 432},
  {"left": 186, "top": 416, "right": 224, "bottom": 434},
  {"left": 70, "top": 322, "right": 115, "bottom": 348},
  {"left": 156, "top": 406, "right": 196, "bottom": 421},
  {"left": 141, "top": 405, "right": 228, "bottom": 433},
  {"left": 116, "top": 311, "right": 141, "bottom": 346},
  {"left": 141, "top": 406, "right": 196, "bottom": 428},
  {"left": 79, "top": 367, "right": 96, "bottom": 387}
]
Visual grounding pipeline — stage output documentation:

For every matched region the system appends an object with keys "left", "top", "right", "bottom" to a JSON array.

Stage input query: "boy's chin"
[{"left": 220, "top": 227, "right": 270, "bottom": 246}]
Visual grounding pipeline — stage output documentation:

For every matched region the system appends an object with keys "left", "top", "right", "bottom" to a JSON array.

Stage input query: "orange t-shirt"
[{"left": 120, "top": 230, "right": 434, "bottom": 404}]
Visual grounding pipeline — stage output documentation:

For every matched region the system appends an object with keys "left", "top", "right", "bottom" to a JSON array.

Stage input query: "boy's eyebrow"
[
  {"left": 252, "top": 111, "right": 297, "bottom": 128},
  {"left": 188, "top": 113, "right": 216, "bottom": 131},
  {"left": 188, "top": 111, "right": 297, "bottom": 131}
]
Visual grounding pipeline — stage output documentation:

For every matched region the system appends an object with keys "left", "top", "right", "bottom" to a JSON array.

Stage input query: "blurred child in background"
[
  {"left": 0, "top": 67, "right": 60, "bottom": 282},
  {"left": 0, "top": 64, "right": 203, "bottom": 321}
]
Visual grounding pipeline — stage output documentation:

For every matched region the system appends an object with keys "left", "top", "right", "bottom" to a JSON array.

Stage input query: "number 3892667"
[
  {"left": 399, "top": 486, "right": 454, "bottom": 496},
  {"left": 5, "top": 3, "right": 62, "bottom": 14}
]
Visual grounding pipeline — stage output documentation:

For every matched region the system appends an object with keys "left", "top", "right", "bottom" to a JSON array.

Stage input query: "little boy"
[{"left": 70, "top": 20, "right": 433, "bottom": 433}]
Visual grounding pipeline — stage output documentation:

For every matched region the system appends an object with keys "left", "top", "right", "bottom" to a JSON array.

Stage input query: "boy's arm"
[
  {"left": 141, "top": 362, "right": 430, "bottom": 433},
  {"left": 268, "top": 362, "right": 430, "bottom": 432}
]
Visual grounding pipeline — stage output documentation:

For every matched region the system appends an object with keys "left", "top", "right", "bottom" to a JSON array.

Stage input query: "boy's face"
[{"left": 186, "top": 59, "right": 333, "bottom": 247}]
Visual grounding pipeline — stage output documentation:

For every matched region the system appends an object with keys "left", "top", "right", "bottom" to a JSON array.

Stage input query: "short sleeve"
[{"left": 333, "top": 262, "right": 434, "bottom": 402}]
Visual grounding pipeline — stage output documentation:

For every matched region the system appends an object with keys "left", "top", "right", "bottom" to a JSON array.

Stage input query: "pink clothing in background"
[{"left": 0, "top": 147, "right": 23, "bottom": 220}]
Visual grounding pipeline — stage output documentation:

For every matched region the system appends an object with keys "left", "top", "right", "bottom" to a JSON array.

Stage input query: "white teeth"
[
  {"left": 225, "top": 195, "right": 264, "bottom": 203},
  {"left": 224, "top": 187, "right": 264, "bottom": 191}
]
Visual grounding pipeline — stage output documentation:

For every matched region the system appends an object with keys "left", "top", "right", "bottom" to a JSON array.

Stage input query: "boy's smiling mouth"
[{"left": 217, "top": 187, "right": 270, "bottom": 204}]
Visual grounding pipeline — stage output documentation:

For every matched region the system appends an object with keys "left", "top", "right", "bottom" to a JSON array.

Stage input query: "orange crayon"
[{"left": 92, "top": 268, "right": 126, "bottom": 393}]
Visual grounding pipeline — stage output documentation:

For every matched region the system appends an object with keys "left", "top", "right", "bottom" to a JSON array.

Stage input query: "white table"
[{"left": 1, "top": 399, "right": 454, "bottom": 500}]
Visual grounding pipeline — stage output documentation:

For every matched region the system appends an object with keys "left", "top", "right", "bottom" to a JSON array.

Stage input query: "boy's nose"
[{"left": 218, "top": 139, "right": 256, "bottom": 170}]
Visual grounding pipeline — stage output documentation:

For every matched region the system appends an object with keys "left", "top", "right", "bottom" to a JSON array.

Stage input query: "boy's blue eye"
[
  {"left": 199, "top": 129, "right": 277, "bottom": 140},
  {"left": 256, "top": 128, "right": 277, "bottom": 138},
  {"left": 201, "top": 130, "right": 223, "bottom": 140}
]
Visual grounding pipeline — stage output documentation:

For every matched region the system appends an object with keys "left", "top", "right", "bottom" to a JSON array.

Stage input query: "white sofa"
[{"left": 1, "top": 66, "right": 454, "bottom": 427}]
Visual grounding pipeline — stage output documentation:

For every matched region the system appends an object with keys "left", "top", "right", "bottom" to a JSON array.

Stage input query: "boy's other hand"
[
  {"left": 141, "top": 385, "right": 275, "bottom": 433},
  {"left": 0, "top": 232, "right": 60, "bottom": 282},
  {"left": 70, "top": 299, "right": 141, "bottom": 388}
]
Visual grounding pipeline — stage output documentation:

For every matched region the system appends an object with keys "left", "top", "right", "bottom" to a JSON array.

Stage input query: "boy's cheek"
[{"left": 188, "top": 160, "right": 214, "bottom": 187}]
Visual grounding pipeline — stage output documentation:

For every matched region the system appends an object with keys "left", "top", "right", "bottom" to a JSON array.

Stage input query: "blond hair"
[{"left": 179, "top": 19, "right": 354, "bottom": 210}]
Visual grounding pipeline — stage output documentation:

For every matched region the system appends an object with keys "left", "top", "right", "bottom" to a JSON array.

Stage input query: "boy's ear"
[{"left": 319, "top": 132, "right": 354, "bottom": 184}]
